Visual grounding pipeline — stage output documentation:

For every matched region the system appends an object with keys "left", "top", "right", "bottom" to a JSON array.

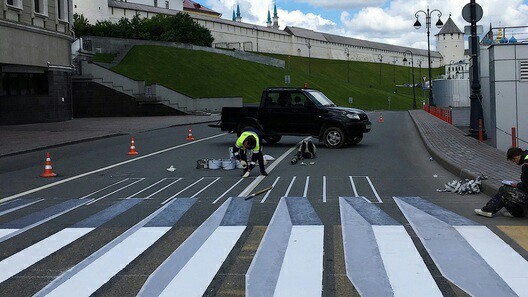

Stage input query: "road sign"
[{"left": 462, "top": 3, "right": 483, "bottom": 23}]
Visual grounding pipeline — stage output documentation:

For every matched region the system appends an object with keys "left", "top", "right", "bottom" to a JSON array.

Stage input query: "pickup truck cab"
[{"left": 216, "top": 87, "right": 371, "bottom": 148}]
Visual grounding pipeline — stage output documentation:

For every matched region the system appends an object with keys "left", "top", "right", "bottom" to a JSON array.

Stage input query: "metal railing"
[{"left": 423, "top": 104, "right": 452, "bottom": 124}]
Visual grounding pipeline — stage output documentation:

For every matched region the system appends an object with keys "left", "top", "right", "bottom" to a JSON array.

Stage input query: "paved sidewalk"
[
  {"left": 410, "top": 109, "right": 518, "bottom": 196},
  {"left": 0, "top": 115, "right": 220, "bottom": 157}
]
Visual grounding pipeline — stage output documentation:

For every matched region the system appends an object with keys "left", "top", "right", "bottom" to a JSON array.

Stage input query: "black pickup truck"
[{"left": 213, "top": 87, "right": 371, "bottom": 148}]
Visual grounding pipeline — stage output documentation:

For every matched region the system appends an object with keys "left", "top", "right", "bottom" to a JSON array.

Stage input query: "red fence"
[{"left": 423, "top": 104, "right": 452, "bottom": 125}]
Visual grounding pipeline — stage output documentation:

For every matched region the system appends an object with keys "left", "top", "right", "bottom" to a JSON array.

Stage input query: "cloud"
[{"left": 294, "top": 0, "right": 386, "bottom": 10}]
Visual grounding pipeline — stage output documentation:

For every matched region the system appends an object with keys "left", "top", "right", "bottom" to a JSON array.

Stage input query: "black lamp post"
[
  {"left": 403, "top": 50, "right": 417, "bottom": 109},
  {"left": 252, "top": 26, "right": 259, "bottom": 52},
  {"left": 378, "top": 54, "right": 383, "bottom": 85},
  {"left": 392, "top": 57, "right": 398, "bottom": 84},
  {"left": 414, "top": 7, "right": 443, "bottom": 107},
  {"left": 345, "top": 47, "right": 350, "bottom": 83},
  {"left": 306, "top": 40, "right": 312, "bottom": 76}
]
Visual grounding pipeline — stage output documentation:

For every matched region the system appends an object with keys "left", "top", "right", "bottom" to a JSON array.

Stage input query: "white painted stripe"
[
  {"left": 0, "top": 229, "right": 17, "bottom": 238},
  {"left": 284, "top": 176, "right": 296, "bottom": 197},
  {"left": 261, "top": 177, "right": 280, "bottom": 203},
  {"left": 0, "top": 228, "right": 93, "bottom": 283},
  {"left": 80, "top": 179, "right": 130, "bottom": 199},
  {"left": 159, "top": 226, "right": 246, "bottom": 297},
  {"left": 322, "top": 176, "right": 327, "bottom": 203},
  {"left": 0, "top": 133, "right": 228, "bottom": 204},
  {"left": 86, "top": 179, "right": 145, "bottom": 205},
  {"left": 303, "top": 176, "right": 310, "bottom": 197},
  {"left": 42, "top": 227, "right": 171, "bottom": 297},
  {"left": 145, "top": 178, "right": 182, "bottom": 199},
  {"left": 455, "top": 226, "right": 528, "bottom": 297},
  {"left": 238, "top": 137, "right": 311, "bottom": 197},
  {"left": 348, "top": 176, "right": 358, "bottom": 197},
  {"left": 213, "top": 178, "right": 244, "bottom": 204},
  {"left": 366, "top": 176, "right": 382, "bottom": 203},
  {"left": 274, "top": 225, "right": 324, "bottom": 297},
  {"left": 126, "top": 179, "right": 167, "bottom": 199},
  {"left": 0, "top": 199, "right": 44, "bottom": 217},
  {"left": 162, "top": 178, "right": 205, "bottom": 204},
  {"left": 373, "top": 225, "right": 442, "bottom": 297},
  {"left": 191, "top": 177, "right": 220, "bottom": 198}
]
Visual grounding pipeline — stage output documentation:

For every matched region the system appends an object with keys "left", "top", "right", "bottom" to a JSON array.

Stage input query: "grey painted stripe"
[
  {"left": 285, "top": 197, "right": 322, "bottom": 225},
  {"left": 220, "top": 197, "right": 252, "bottom": 226},
  {"left": 246, "top": 198, "right": 293, "bottom": 297},
  {"left": 344, "top": 197, "right": 399, "bottom": 225},
  {"left": 72, "top": 199, "right": 142, "bottom": 228},
  {"left": 138, "top": 198, "right": 234, "bottom": 297},
  {"left": 0, "top": 198, "right": 43, "bottom": 217},
  {"left": 35, "top": 198, "right": 196, "bottom": 297},
  {"left": 339, "top": 197, "right": 394, "bottom": 297},
  {"left": 145, "top": 198, "right": 197, "bottom": 227},
  {"left": 394, "top": 197, "right": 517, "bottom": 297},
  {"left": 0, "top": 199, "right": 88, "bottom": 243},
  {"left": 396, "top": 196, "right": 478, "bottom": 226}
]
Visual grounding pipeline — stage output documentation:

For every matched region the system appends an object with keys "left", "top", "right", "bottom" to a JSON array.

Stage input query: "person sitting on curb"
[
  {"left": 232, "top": 129, "right": 268, "bottom": 178},
  {"left": 475, "top": 147, "right": 528, "bottom": 218}
]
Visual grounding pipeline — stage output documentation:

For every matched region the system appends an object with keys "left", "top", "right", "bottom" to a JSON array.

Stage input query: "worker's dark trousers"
[
  {"left": 239, "top": 150, "right": 266, "bottom": 174},
  {"left": 482, "top": 185, "right": 528, "bottom": 217}
]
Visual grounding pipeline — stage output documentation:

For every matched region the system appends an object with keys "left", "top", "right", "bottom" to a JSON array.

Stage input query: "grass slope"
[{"left": 110, "top": 45, "right": 443, "bottom": 110}]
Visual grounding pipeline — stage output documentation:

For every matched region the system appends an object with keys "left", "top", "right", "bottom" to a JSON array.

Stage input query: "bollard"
[
  {"left": 478, "top": 119, "right": 483, "bottom": 143},
  {"left": 512, "top": 127, "right": 517, "bottom": 148}
]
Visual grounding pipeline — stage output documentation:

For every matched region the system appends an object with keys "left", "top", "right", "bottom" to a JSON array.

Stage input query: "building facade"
[{"left": 1, "top": 0, "right": 74, "bottom": 124}]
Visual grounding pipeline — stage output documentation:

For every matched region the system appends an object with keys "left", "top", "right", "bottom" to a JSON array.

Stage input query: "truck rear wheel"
[
  {"left": 323, "top": 126, "right": 345, "bottom": 148},
  {"left": 263, "top": 135, "right": 282, "bottom": 144}
]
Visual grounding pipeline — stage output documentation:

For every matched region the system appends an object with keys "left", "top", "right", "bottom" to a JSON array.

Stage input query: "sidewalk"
[
  {"left": 0, "top": 115, "right": 220, "bottom": 157},
  {"left": 409, "top": 109, "right": 518, "bottom": 196}
]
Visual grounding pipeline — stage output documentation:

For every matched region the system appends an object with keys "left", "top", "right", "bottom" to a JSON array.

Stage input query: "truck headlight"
[{"left": 346, "top": 113, "right": 360, "bottom": 120}]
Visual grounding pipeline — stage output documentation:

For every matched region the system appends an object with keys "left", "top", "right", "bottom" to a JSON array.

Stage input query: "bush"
[{"left": 72, "top": 13, "right": 214, "bottom": 47}]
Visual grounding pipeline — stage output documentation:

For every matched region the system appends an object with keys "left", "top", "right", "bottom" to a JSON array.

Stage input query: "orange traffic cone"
[
  {"left": 40, "top": 152, "right": 57, "bottom": 177},
  {"left": 186, "top": 127, "right": 195, "bottom": 141},
  {"left": 379, "top": 114, "right": 384, "bottom": 123},
  {"left": 127, "top": 137, "right": 139, "bottom": 155}
]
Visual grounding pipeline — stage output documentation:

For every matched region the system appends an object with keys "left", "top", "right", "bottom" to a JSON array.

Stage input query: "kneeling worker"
[{"left": 232, "top": 129, "right": 268, "bottom": 178}]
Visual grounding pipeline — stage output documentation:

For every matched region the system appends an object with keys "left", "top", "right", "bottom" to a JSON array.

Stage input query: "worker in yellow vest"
[{"left": 232, "top": 129, "right": 268, "bottom": 178}]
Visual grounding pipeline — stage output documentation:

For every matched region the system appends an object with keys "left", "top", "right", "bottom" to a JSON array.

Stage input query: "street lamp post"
[
  {"left": 392, "top": 57, "right": 398, "bottom": 84},
  {"left": 378, "top": 54, "right": 383, "bottom": 85},
  {"left": 345, "top": 47, "right": 350, "bottom": 83},
  {"left": 252, "top": 26, "right": 259, "bottom": 52},
  {"left": 414, "top": 7, "right": 443, "bottom": 107},
  {"left": 306, "top": 40, "right": 312, "bottom": 76},
  {"left": 403, "top": 50, "right": 417, "bottom": 109}
]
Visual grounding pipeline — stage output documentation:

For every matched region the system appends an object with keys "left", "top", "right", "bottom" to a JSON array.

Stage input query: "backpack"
[{"left": 291, "top": 140, "right": 316, "bottom": 164}]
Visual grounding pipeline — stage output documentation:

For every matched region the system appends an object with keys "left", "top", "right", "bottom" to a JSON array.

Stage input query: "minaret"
[
  {"left": 266, "top": 9, "right": 272, "bottom": 28},
  {"left": 272, "top": 2, "right": 279, "bottom": 29},
  {"left": 232, "top": 9, "right": 236, "bottom": 21},
  {"left": 235, "top": 3, "right": 242, "bottom": 22}
]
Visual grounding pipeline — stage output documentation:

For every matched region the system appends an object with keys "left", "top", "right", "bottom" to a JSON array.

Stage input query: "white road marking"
[
  {"left": 348, "top": 176, "right": 358, "bottom": 196},
  {"left": 261, "top": 177, "right": 280, "bottom": 203},
  {"left": 303, "top": 176, "right": 310, "bottom": 197},
  {"left": 158, "top": 226, "right": 246, "bottom": 297},
  {"left": 0, "top": 133, "right": 228, "bottom": 204},
  {"left": 213, "top": 178, "right": 244, "bottom": 204},
  {"left": 373, "top": 225, "right": 442, "bottom": 297},
  {"left": 0, "top": 229, "right": 17, "bottom": 238},
  {"left": 366, "top": 176, "right": 382, "bottom": 203},
  {"left": 273, "top": 225, "right": 324, "bottom": 297},
  {"left": 455, "top": 226, "right": 528, "bottom": 297},
  {"left": 126, "top": 179, "right": 167, "bottom": 199},
  {"left": 322, "top": 176, "right": 327, "bottom": 203},
  {"left": 162, "top": 178, "right": 205, "bottom": 204},
  {"left": 284, "top": 176, "right": 297, "bottom": 197},
  {"left": 0, "top": 198, "right": 44, "bottom": 217},
  {"left": 191, "top": 177, "right": 220, "bottom": 198},
  {"left": 145, "top": 178, "right": 182, "bottom": 199},
  {"left": 86, "top": 179, "right": 145, "bottom": 205},
  {"left": 79, "top": 179, "right": 130, "bottom": 199}
]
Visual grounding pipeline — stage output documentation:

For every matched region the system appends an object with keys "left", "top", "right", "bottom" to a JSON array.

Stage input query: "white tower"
[{"left": 435, "top": 16, "right": 465, "bottom": 65}]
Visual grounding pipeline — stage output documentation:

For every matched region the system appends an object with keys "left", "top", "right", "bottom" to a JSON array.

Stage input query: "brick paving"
[{"left": 409, "top": 109, "right": 519, "bottom": 195}]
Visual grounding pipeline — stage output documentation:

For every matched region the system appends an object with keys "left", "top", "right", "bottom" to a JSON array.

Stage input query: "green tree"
[{"left": 73, "top": 13, "right": 92, "bottom": 37}]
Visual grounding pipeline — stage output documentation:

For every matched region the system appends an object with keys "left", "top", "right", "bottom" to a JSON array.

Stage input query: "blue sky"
[{"left": 204, "top": 0, "right": 528, "bottom": 49}]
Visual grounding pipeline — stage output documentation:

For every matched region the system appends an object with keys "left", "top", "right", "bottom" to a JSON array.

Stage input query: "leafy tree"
[{"left": 73, "top": 13, "right": 92, "bottom": 37}]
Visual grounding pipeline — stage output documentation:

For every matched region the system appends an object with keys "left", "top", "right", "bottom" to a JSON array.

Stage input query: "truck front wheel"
[
  {"left": 323, "top": 126, "right": 346, "bottom": 148},
  {"left": 263, "top": 135, "right": 282, "bottom": 144}
]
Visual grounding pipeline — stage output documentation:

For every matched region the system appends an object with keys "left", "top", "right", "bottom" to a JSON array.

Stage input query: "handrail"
[{"left": 423, "top": 104, "right": 452, "bottom": 124}]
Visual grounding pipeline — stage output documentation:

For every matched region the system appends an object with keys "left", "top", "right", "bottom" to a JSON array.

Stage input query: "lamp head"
[
  {"left": 403, "top": 57, "right": 408, "bottom": 63},
  {"left": 435, "top": 18, "right": 443, "bottom": 29},
  {"left": 414, "top": 19, "right": 421, "bottom": 29}
]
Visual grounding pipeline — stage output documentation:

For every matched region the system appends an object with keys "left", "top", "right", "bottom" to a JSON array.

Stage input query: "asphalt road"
[{"left": 0, "top": 111, "right": 526, "bottom": 297}]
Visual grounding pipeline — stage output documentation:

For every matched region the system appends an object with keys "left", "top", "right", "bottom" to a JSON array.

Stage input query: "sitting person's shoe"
[{"left": 474, "top": 208, "right": 493, "bottom": 218}]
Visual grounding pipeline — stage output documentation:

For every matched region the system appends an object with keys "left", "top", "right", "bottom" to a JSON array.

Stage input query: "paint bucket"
[{"left": 208, "top": 159, "right": 222, "bottom": 170}]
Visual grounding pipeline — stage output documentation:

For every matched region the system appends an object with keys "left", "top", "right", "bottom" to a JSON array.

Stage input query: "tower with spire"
[
  {"left": 435, "top": 15, "right": 465, "bottom": 64},
  {"left": 235, "top": 3, "right": 242, "bottom": 22},
  {"left": 272, "top": 2, "right": 279, "bottom": 29},
  {"left": 266, "top": 9, "right": 272, "bottom": 28}
]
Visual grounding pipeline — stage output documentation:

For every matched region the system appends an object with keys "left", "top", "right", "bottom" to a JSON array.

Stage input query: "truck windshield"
[{"left": 307, "top": 91, "right": 337, "bottom": 107}]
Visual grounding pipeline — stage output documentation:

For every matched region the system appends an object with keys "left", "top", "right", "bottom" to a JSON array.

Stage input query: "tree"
[{"left": 73, "top": 14, "right": 92, "bottom": 37}]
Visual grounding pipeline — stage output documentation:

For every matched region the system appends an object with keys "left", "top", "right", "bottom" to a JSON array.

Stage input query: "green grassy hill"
[{"left": 106, "top": 45, "right": 443, "bottom": 110}]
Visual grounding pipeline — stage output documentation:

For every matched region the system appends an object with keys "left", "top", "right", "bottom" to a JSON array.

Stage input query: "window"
[
  {"left": 165, "top": 1, "right": 169, "bottom": 9},
  {"left": 57, "top": 0, "right": 68, "bottom": 20},
  {"left": 520, "top": 61, "right": 528, "bottom": 81},
  {"left": 154, "top": 0, "right": 157, "bottom": 6},
  {"left": 7, "top": 0, "right": 22, "bottom": 8},
  {"left": 34, "top": 0, "right": 48, "bottom": 15},
  {"left": 1, "top": 72, "right": 49, "bottom": 96}
]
